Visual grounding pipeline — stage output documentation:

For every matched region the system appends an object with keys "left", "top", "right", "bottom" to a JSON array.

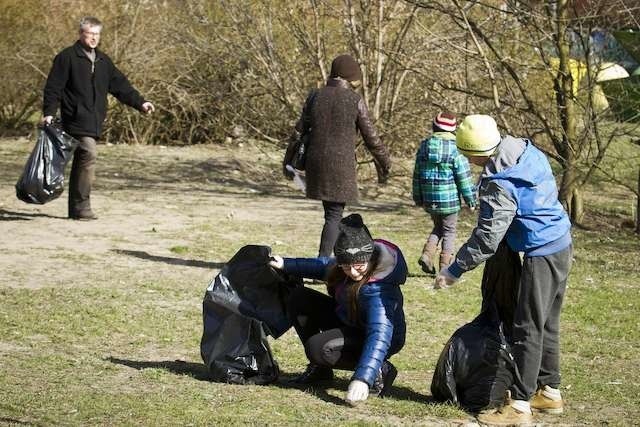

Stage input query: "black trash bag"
[
  {"left": 201, "top": 300, "right": 279, "bottom": 385},
  {"left": 16, "top": 124, "right": 79, "bottom": 204},
  {"left": 430, "top": 242, "right": 525, "bottom": 412},
  {"left": 200, "top": 245, "right": 301, "bottom": 384},
  {"left": 430, "top": 303, "right": 519, "bottom": 412}
]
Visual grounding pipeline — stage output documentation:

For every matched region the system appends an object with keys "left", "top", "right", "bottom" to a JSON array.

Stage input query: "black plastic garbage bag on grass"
[
  {"left": 16, "top": 124, "right": 79, "bottom": 204},
  {"left": 200, "top": 245, "right": 301, "bottom": 384},
  {"left": 431, "top": 242, "right": 525, "bottom": 412}
]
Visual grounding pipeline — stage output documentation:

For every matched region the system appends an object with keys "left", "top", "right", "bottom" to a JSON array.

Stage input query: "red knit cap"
[{"left": 433, "top": 112, "right": 457, "bottom": 132}]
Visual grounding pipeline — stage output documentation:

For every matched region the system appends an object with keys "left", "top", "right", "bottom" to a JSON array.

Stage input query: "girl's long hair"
[{"left": 326, "top": 246, "right": 381, "bottom": 323}]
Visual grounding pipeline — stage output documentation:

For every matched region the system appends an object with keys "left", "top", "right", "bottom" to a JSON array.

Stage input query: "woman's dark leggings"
[
  {"left": 287, "top": 286, "right": 364, "bottom": 370},
  {"left": 318, "top": 200, "right": 345, "bottom": 257}
]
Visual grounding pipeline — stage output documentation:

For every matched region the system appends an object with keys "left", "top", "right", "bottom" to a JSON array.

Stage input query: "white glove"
[
  {"left": 345, "top": 379, "right": 369, "bottom": 405},
  {"left": 434, "top": 267, "right": 459, "bottom": 290},
  {"left": 142, "top": 101, "right": 155, "bottom": 114},
  {"left": 268, "top": 255, "right": 284, "bottom": 270}
]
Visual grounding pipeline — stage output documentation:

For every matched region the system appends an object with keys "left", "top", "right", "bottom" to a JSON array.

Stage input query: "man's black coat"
[{"left": 43, "top": 41, "right": 145, "bottom": 138}]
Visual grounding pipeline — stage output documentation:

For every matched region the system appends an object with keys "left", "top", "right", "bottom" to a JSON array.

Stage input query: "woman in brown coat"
[{"left": 288, "top": 54, "right": 391, "bottom": 257}]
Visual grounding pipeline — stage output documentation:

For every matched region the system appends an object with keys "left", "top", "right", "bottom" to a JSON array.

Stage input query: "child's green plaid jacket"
[{"left": 412, "top": 132, "right": 476, "bottom": 214}]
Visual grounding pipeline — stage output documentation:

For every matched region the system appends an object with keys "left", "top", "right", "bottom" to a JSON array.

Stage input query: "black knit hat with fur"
[
  {"left": 329, "top": 54, "right": 362, "bottom": 82},
  {"left": 334, "top": 213, "right": 374, "bottom": 265}
]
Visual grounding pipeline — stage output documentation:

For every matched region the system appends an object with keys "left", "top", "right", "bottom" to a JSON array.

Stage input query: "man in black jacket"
[{"left": 41, "top": 16, "right": 155, "bottom": 220}]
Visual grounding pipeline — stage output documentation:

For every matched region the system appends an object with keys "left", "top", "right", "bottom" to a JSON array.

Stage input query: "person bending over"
[{"left": 434, "top": 115, "right": 572, "bottom": 426}]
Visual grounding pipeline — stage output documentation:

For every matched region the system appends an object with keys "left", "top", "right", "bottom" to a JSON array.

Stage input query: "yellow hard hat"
[{"left": 456, "top": 114, "right": 501, "bottom": 157}]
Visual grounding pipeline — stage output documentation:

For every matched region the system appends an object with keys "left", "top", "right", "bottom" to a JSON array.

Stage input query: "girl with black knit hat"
[{"left": 269, "top": 213, "right": 407, "bottom": 406}]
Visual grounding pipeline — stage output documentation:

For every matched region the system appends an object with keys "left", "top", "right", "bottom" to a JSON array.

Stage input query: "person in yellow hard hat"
[{"left": 434, "top": 115, "right": 573, "bottom": 426}]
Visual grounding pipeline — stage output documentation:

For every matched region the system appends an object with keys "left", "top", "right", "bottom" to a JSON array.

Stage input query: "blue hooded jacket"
[
  {"left": 488, "top": 140, "right": 571, "bottom": 255},
  {"left": 448, "top": 137, "right": 572, "bottom": 278},
  {"left": 282, "top": 239, "right": 407, "bottom": 386}
]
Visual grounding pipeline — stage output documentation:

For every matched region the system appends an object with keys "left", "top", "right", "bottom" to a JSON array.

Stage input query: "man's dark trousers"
[{"left": 68, "top": 136, "right": 97, "bottom": 217}]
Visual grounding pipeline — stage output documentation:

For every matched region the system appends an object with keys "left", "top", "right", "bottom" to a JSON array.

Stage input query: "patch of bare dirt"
[{"left": 0, "top": 138, "right": 408, "bottom": 291}]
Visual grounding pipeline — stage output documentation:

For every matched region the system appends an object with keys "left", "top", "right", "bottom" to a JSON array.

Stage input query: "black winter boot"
[
  {"left": 290, "top": 363, "right": 334, "bottom": 384},
  {"left": 371, "top": 360, "right": 398, "bottom": 397}
]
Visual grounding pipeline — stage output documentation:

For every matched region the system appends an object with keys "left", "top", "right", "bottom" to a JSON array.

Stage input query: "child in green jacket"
[{"left": 412, "top": 112, "right": 476, "bottom": 275}]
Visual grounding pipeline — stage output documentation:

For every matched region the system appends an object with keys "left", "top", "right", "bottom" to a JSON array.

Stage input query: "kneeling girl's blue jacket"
[{"left": 282, "top": 239, "right": 407, "bottom": 386}]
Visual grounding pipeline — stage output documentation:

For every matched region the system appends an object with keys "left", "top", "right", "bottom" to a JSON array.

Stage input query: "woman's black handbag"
[
  {"left": 289, "top": 133, "right": 309, "bottom": 171},
  {"left": 283, "top": 90, "right": 318, "bottom": 175}
]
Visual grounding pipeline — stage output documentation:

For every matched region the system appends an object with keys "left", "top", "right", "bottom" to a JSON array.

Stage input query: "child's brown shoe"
[
  {"left": 530, "top": 388, "right": 564, "bottom": 414},
  {"left": 477, "top": 404, "right": 534, "bottom": 426}
]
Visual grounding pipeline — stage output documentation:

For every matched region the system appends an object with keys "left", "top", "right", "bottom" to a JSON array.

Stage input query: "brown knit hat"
[{"left": 330, "top": 54, "right": 362, "bottom": 82}]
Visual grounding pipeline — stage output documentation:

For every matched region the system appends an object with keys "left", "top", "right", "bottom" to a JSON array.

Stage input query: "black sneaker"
[
  {"left": 69, "top": 211, "right": 98, "bottom": 221},
  {"left": 371, "top": 360, "right": 397, "bottom": 397},
  {"left": 289, "top": 363, "right": 334, "bottom": 384}
]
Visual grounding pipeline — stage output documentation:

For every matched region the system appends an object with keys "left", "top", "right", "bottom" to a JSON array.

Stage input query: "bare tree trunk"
[
  {"left": 571, "top": 186, "right": 584, "bottom": 225},
  {"left": 452, "top": 0, "right": 511, "bottom": 133},
  {"left": 637, "top": 168, "right": 640, "bottom": 234},
  {"left": 373, "top": 0, "right": 385, "bottom": 121},
  {"left": 310, "top": 0, "right": 328, "bottom": 81},
  {"left": 552, "top": 0, "right": 582, "bottom": 224},
  {"left": 559, "top": 163, "right": 583, "bottom": 223}
]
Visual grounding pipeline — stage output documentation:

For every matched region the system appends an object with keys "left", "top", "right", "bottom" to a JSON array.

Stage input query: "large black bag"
[
  {"left": 200, "top": 245, "right": 300, "bottom": 384},
  {"left": 430, "top": 242, "right": 524, "bottom": 412},
  {"left": 16, "top": 124, "right": 79, "bottom": 204}
]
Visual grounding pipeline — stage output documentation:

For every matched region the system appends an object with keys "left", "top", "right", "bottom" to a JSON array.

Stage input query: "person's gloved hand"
[
  {"left": 345, "top": 379, "right": 369, "bottom": 406},
  {"left": 269, "top": 255, "right": 284, "bottom": 270},
  {"left": 283, "top": 164, "right": 294, "bottom": 180},
  {"left": 434, "top": 267, "right": 459, "bottom": 289},
  {"left": 142, "top": 101, "right": 155, "bottom": 114}
]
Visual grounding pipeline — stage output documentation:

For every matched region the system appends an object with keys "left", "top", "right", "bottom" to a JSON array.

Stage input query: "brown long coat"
[{"left": 295, "top": 79, "right": 391, "bottom": 204}]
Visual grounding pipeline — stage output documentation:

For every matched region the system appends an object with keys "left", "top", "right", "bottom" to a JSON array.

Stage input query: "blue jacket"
[
  {"left": 449, "top": 137, "right": 572, "bottom": 278},
  {"left": 490, "top": 141, "right": 571, "bottom": 255},
  {"left": 282, "top": 240, "right": 407, "bottom": 386}
]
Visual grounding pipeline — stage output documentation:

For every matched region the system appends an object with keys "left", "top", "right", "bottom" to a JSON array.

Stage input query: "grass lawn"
[{"left": 0, "top": 136, "right": 638, "bottom": 426}]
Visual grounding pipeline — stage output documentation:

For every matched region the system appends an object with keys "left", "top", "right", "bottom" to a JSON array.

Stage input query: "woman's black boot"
[
  {"left": 372, "top": 360, "right": 398, "bottom": 397},
  {"left": 290, "top": 363, "right": 334, "bottom": 384}
]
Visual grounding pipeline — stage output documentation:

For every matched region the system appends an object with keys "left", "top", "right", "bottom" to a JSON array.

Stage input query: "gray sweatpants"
[
  {"left": 510, "top": 245, "right": 572, "bottom": 400},
  {"left": 427, "top": 212, "right": 459, "bottom": 254}
]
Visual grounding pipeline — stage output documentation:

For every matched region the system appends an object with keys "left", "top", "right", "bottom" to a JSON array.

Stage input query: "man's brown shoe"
[
  {"left": 531, "top": 389, "right": 563, "bottom": 414},
  {"left": 477, "top": 404, "right": 534, "bottom": 426}
]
